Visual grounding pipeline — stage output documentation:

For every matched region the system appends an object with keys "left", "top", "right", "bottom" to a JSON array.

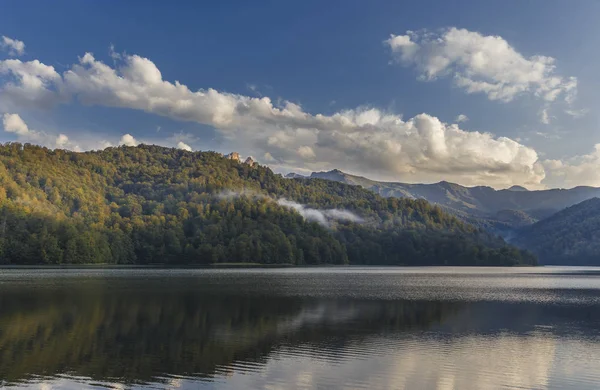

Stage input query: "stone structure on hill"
[{"left": 225, "top": 152, "right": 240, "bottom": 162}]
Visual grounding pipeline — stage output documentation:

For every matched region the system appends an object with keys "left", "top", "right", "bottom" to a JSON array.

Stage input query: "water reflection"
[{"left": 0, "top": 269, "right": 599, "bottom": 389}]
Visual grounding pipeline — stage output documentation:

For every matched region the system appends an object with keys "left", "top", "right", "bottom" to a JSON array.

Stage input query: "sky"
[{"left": 1, "top": 0, "right": 600, "bottom": 189}]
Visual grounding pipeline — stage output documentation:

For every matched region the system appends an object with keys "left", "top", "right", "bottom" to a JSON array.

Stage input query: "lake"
[{"left": 1, "top": 267, "right": 600, "bottom": 389}]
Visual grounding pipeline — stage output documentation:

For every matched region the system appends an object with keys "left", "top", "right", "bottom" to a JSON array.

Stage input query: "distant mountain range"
[
  {"left": 287, "top": 169, "right": 600, "bottom": 233},
  {"left": 514, "top": 198, "right": 600, "bottom": 265}
]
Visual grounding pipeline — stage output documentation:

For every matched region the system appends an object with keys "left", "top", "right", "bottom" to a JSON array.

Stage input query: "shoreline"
[{"left": 0, "top": 263, "right": 545, "bottom": 269}]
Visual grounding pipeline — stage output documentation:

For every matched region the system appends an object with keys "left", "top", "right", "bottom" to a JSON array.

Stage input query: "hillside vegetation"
[
  {"left": 0, "top": 143, "right": 536, "bottom": 266},
  {"left": 515, "top": 198, "right": 600, "bottom": 265}
]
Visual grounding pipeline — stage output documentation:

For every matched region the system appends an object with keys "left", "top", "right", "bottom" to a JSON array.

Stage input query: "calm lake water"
[{"left": 1, "top": 267, "right": 600, "bottom": 389}]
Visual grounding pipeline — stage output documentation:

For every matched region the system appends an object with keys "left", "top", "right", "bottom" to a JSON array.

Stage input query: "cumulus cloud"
[
  {"left": 177, "top": 141, "right": 192, "bottom": 151},
  {"left": 168, "top": 132, "right": 199, "bottom": 151},
  {"left": 2, "top": 112, "right": 30, "bottom": 134},
  {"left": 55, "top": 133, "right": 70, "bottom": 148},
  {"left": 0, "top": 59, "right": 63, "bottom": 108},
  {"left": 1, "top": 36, "right": 25, "bottom": 56},
  {"left": 119, "top": 133, "right": 138, "bottom": 146},
  {"left": 543, "top": 145, "right": 600, "bottom": 188},
  {"left": 385, "top": 28, "right": 577, "bottom": 104},
  {"left": 455, "top": 114, "right": 468, "bottom": 123},
  {"left": 0, "top": 49, "right": 551, "bottom": 188}
]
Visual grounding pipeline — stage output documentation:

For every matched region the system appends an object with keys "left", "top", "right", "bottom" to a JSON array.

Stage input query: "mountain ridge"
[{"left": 295, "top": 169, "right": 600, "bottom": 226}]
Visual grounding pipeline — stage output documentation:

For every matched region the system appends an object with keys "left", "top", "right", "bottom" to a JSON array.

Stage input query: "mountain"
[
  {"left": 304, "top": 169, "right": 600, "bottom": 229},
  {"left": 492, "top": 209, "right": 538, "bottom": 228},
  {"left": 507, "top": 185, "right": 529, "bottom": 192},
  {"left": 514, "top": 198, "right": 600, "bottom": 265},
  {"left": 0, "top": 143, "right": 535, "bottom": 266},
  {"left": 284, "top": 173, "right": 306, "bottom": 179}
]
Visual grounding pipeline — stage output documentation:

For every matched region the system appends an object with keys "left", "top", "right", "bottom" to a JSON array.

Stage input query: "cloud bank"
[
  {"left": 0, "top": 49, "right": 552, "bottom": 188},
  {"left": 1, "top": 34, "right": 594, "bottom": 189}
]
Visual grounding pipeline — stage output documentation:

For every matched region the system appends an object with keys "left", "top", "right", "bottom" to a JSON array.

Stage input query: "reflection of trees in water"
[
  {"left": 2, "top": 279, "right": 598, "bottom": 387},
  {"left": 0, "top": 281, "right": 463, "bottom": 385}
]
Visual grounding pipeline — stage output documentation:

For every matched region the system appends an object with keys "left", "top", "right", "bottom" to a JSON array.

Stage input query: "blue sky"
[{"left": 1, "top": 0, "right": 599, "bottom": 188}]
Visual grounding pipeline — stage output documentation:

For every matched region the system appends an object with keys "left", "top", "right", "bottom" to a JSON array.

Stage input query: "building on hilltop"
[{"left": 225, "top": 152, "right": 240, "bottom": 162}]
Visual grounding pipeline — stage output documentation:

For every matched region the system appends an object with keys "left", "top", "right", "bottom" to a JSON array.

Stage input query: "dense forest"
[
  {"left": 0, "top": 143, "right": 536, "bottom": 266},
  {"left": 515, "top": 198, "right": 600, "bottom": 265}
]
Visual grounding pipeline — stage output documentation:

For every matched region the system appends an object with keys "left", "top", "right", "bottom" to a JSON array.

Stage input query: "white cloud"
[
  {"left": 119, "top": 133, "right": 138, "bottom": 146},
  {"left": 0, "top": 49, "right": 552, "bottom": 188},
  {"left": 177, "top": 141, "right": 192, "bottom": 151},
  {"left": 543, "top": 145, "right": 600, "bottom": 188},
  {"left": 2, "top": 112, "right": 30, "bottom": 134},
  {"left": 0, "top": 59, "right": 63, "bottom": 108},
  {"left": 55, "top": 133, "right": 70, "bottom": 147},
  {"left": 455, "top": 114, "right": 468, "bottom": 123},
  {"left": 1, "top": 36, "right": 25, "bottom": 56},
  {"left": 539, "top": 109, "right": 550, "bottom": 125},
  {"left": 385, "top": 28, "right": 577, "bottom": 104}
]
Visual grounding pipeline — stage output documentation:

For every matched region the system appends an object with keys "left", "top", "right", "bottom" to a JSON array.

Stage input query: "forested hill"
[
  {"left": 514, "top": 198, "right": 600, "bottom": 265},
  {"left": 0, "top": 143, "right": 536, "bottom": 266}
]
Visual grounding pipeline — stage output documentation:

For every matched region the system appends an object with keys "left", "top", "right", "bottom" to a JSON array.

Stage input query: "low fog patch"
[{"left": 215, "top": 190, "right": 362, "bottom": 228}]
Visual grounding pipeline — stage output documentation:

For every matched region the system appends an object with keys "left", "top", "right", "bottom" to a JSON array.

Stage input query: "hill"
[
  {"left": 305, "top": 169, "right": 600, "bottom": 230},
  {"left": 514, "top": 198, "right": 600, "bottom": 265},
  {"left": 507, "top": 185, "right": 529, "bottom": 192},
  {"left": 0, "top": 143, "right": 535, "bottom": 266}
]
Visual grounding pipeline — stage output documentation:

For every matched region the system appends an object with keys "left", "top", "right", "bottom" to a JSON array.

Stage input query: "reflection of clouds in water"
[
  {"left": 208, "top": 333, "right": 561, "bottom": 390},
  {"left": 385, "top": 334, "right": 556, "bottom": 390}
]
